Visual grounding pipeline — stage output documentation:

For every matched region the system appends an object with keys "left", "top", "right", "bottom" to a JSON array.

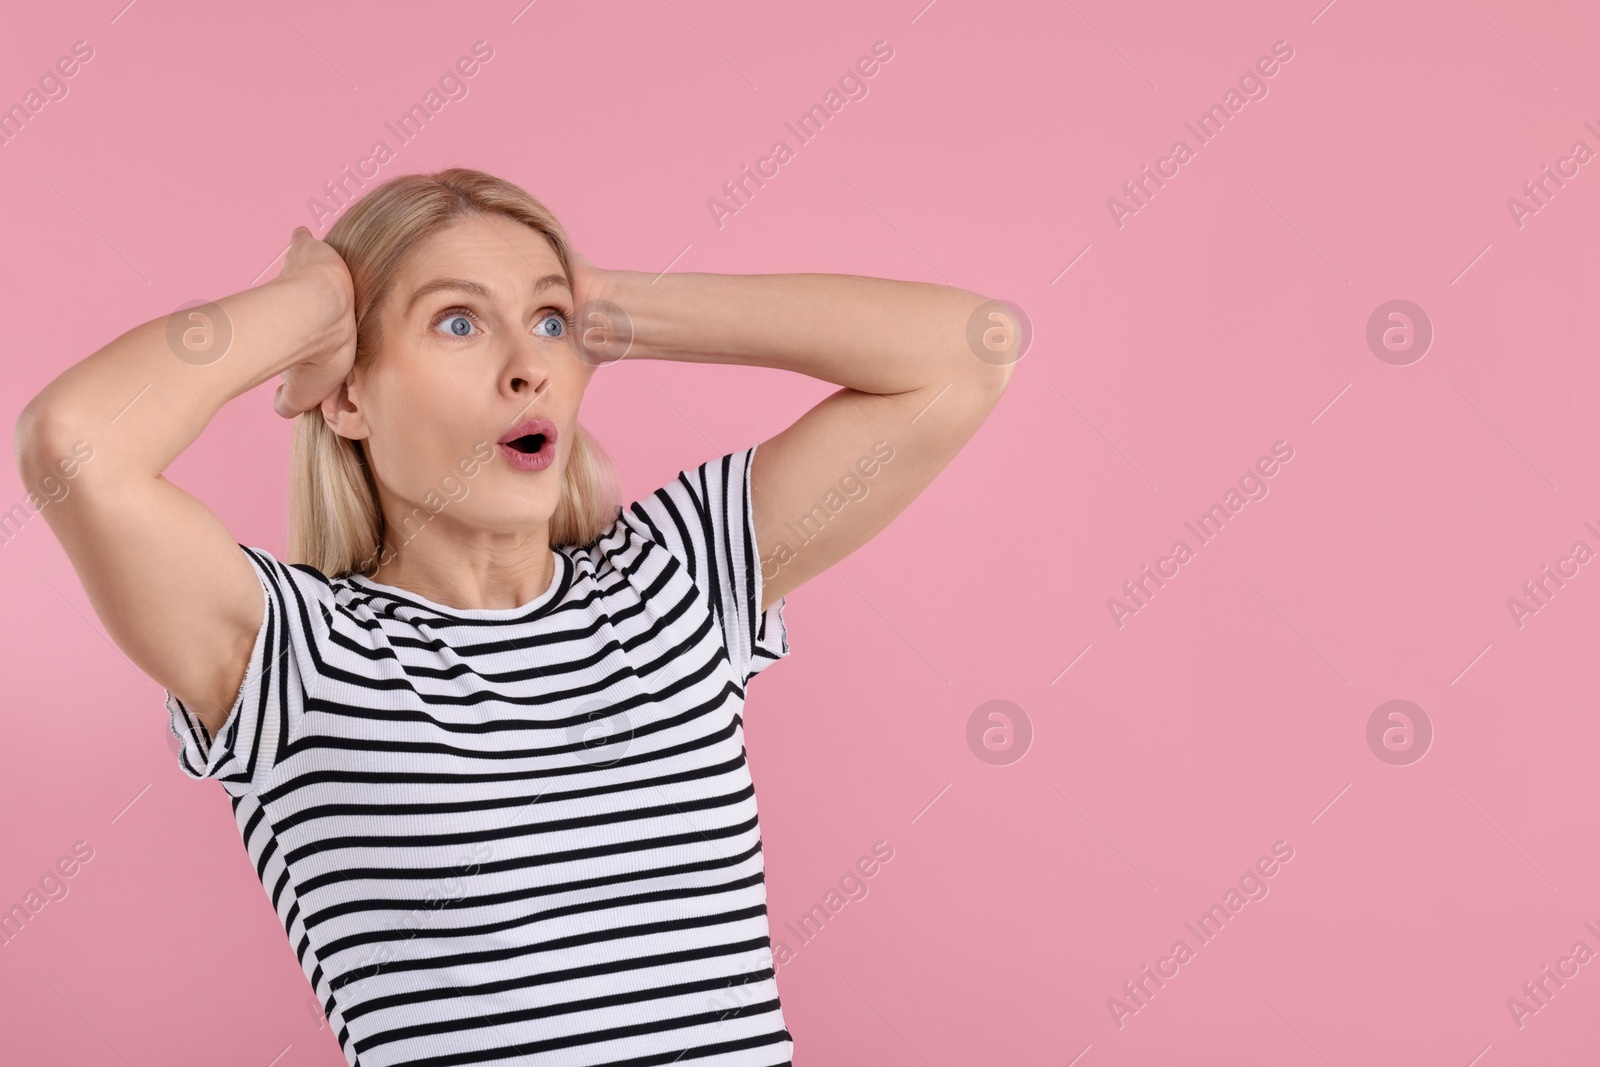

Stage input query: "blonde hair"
[{"left": 286, "top": 168, "right": 620, "bottom": 578}]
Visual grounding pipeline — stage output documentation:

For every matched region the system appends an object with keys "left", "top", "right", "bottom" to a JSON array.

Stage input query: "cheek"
[
  {"left": 365, "top": 362, "right": 462, "bottom": 486},
  {"left": 571, "top": 368, "right": 596, "bottom": 424}
]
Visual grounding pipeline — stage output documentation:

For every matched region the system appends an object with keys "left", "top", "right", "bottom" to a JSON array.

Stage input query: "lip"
[{"left": 496, "top": 417, "right": 558, "bottom": 472}]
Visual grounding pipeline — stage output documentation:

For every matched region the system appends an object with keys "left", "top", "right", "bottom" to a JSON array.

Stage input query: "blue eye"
[
  {"left": 431, "top": 306, "right": 575, "bottom": 341},
  {"left": 433, "top": 308, "right": 479, "bottom": 337}
]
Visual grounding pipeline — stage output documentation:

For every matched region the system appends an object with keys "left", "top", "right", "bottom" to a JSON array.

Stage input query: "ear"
[{"left": 320, "top": 374, "right": 369, "bottom": 441}]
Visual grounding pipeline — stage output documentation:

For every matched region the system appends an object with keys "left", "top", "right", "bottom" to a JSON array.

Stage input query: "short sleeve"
[
  {"left": 625, "top": 444, "right": 790, "bottom": 687},
  {"left": 166, "top": 544, "right": 334, "bottom": 789}
]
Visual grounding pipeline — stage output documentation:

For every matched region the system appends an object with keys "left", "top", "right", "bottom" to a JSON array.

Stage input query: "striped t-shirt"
[{"left": 168, "top": 445, "right": 793, "bottom": 1067}]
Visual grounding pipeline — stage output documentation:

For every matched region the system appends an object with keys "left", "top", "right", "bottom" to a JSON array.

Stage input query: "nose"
[{"left": 501, "top": 334, "right": 553, "bottom": 400}]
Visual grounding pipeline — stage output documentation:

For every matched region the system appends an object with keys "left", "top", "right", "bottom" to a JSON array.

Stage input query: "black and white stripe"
[{"left": 168, "top": 445, "right": 793, "bottom": 1066}]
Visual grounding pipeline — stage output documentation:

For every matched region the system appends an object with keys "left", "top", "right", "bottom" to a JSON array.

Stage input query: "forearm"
[
  {"left": 599, "top": 270, "right": 994, "bottom": 395},
  {"left": 15, "top": 274, "right": 334, "bottom": 481}
]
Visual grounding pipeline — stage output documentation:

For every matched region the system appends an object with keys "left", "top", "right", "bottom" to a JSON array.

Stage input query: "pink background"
[{"left": 3, "top": 0, "right": 1599, "bottom": 1063}]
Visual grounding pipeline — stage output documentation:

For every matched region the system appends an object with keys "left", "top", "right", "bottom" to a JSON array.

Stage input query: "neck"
[{"left": 369, "top": 534, "right": 557, "bottom": 611}]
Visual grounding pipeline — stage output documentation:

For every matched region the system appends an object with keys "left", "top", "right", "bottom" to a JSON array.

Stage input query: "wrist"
[
  {"left": 280, "top": 268, "right": 353, "bottom": 352},
  {"left": 572, "top": 266, "right": 647, "bottom": 365},
  {"left": 219, "top": 273, "right": 346, "bottom": 381},
  {"left": 582, "top": 268, "right": 684, "bottom": 363},
  {"left": 274, "top": 266, "right": 352, "bottom": 332}
]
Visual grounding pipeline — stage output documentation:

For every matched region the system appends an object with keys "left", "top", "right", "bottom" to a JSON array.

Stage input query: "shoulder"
[
  {"left": 243, "top": 547, "right": 390, "bottom": 647},
  {"left": 621, "top": 447, "right": 757, "bottom": 561}
]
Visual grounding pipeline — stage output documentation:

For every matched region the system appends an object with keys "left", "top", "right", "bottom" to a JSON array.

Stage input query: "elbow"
[
  {"left": 962, "top": 339, "right": 1018, "bottom": 407},
  {"left": 981, "top": 352, "right": 1017, "bottom": 397},
  {"left": 960, "top": 292, "right": 1022, "bottom": 398},
  {"left": 14, "top": 394, "right": 53, "bottom": 480},
  {"left": 955, "top": 360, "right": 1012, "bottom": 416},
  {"left": 14, "top": 393, "right": 88, "bottom": 484},
  {"left": 931, "top": 355, "right": 1011, "bottom": 432}
]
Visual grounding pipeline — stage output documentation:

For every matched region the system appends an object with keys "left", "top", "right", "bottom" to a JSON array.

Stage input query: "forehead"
[{"left": 394, "top": 214, "right": 564, "bottom": 288}]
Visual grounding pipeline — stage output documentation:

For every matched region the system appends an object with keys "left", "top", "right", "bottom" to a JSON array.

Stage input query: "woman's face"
[{"left": 334, "top": 214, "right": 596, "bottom": 551}]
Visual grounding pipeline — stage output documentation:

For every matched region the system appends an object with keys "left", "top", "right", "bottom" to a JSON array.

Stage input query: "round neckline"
[{"left": 347, "top": 548, "right": 572, "bottom": 620}]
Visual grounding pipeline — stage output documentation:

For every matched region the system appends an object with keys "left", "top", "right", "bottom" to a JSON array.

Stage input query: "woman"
[{"left": 14, "top": 168, "right": 1013, "bottom": 1066}]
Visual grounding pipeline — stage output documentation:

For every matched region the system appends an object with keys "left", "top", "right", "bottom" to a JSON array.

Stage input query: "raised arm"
[
  {"left": 574, "top": 264, "right": 1016, "bottom": 611},
  {"left": 11, "top": 228, "right": 355, "bottom": 737}
]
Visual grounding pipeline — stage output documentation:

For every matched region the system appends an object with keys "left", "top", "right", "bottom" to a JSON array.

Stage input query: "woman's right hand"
[{"left": 271, "top": 226, "right": 357, "bottom": 418}]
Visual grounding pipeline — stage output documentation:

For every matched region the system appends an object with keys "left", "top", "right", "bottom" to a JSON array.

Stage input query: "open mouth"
[
  {"left": 497, "top": 417, "right": 558, "bottom": 469},
  {"left": 505, "top": 434, "right": 546, "bottom": 455}
]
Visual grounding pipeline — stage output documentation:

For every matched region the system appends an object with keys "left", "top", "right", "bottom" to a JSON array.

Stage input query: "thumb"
[
  {"left": 271, "top": 382, "right": 292, "bottom": 419},
  {"left": 284, "top": 226, "right": 315, "bottom": 267}
]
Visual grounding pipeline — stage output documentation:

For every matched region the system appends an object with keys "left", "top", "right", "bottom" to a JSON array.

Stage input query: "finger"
[
  {"left": 279, "top": 361, "right": 349, "bottom": 420},
  {"left": 287, "top": 226, "right": 315, "bottom": 257},
  {"left": 275, "top": 375, "right": 324, "bottom": 419},
  {"left": 273, "top": 380, "right": 318, "bottom": 420}
]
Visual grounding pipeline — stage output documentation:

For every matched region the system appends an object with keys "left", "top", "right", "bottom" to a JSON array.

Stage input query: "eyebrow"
[{"left": 403, "top": 273, "right": 571, "bottom": 316}]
